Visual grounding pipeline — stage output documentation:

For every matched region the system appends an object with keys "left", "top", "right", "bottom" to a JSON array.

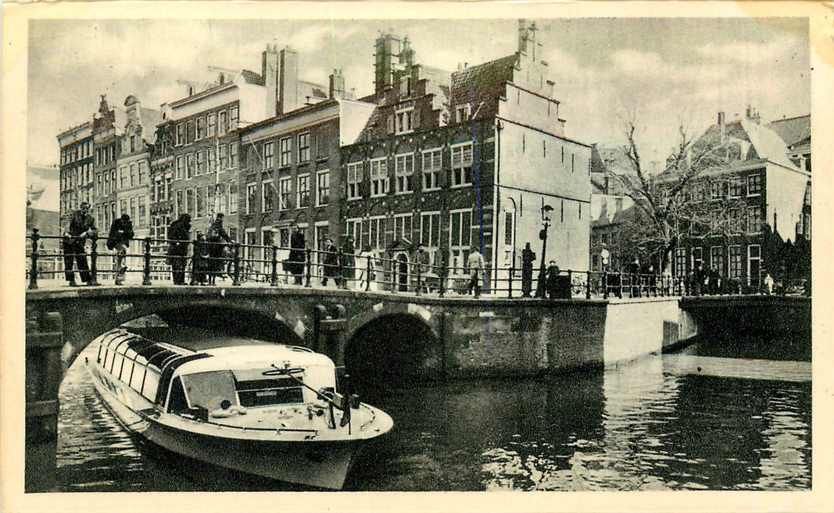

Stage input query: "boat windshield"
[{"left": 182, "top": 370, "right": 239, "bottom": 411}]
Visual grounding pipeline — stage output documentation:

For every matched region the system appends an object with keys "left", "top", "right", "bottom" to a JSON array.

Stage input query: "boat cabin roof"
[{"left": 175, "top": 344, "right": 334, "bottom": 376}]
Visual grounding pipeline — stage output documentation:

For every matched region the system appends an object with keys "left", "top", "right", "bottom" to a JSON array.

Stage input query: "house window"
[
  {"left": 393, "top": 213, "right": 413, "bottom": 241},
  {"left": 747, "top": 206, "right": 762, "bottom": 233},
  {"left": 748, "top": 245, "right": 762, "bottom": 287},
  {"left": 196, "top": 151, "right": 205, "bottom": 175},
  {"left": 297, "top": 174, "right": 310, "bottom": 208},
  {"left": 370, "top": 158, "right": 389, "bottom": 197},
  {"left": 422, "top": 148, "right": 442, "bottom": 191},
  {"left": 138, "top": 162, "right": 147, "bottom": 184},
  {"left": 120, "top": 166, "right": 128, "bottom": 188},
  {"left": 347, "top": 162, "right": 363, "bottom": 200},
  {"left": 395, "top": 107, "right": 414, "bottom": 135},
  {"left": 280, "top": 137, "right": 292, "bottom": 166},
  {"left": 691, "top": 247, "right": 703, "bottom": 269},
  {"left": 298, "top": 133, "right": 311, "bottom": 163},
  {"left": 196, "top": 187, "right": 205, "bottom": 218},
  {"left": 710, "top": 246, "right": 724, "bottom": 276},
  {"left": 264, "top": 142, "right": 274, "bottom": 169},
  {"left": 230, "top": 106, "right": 239, "bottom": 130},
  {"left": 747, "top": 174, "right": 762, "bottom": 196},
  {"left": 186, "top": 189, "right": 195, "bottom": 218},
  {"left": 346, "top": 218, "right": 363, "bottom": 246},
  {"left": 504, "top": 211, "right": 515, "bottom": 246},
  {"left": 186, "top": 154, "right": 195, "bottom": 179},
  {"left": 229, "top": 183, "right": 238, "bottom": 214},
  {"left": 246, "top": 183, "right": 257, "bottom": 214},
  {"left": 316, "top": 171, "right": 330, "bottom": 206},
  {"left": 729, "top": 208, "right": 742, "bottom": 233},
  {"left": 729, "top": 177, "right": 744, "bottom": 198},
  {"left": 219, "top": 144, "right": 228, "bottom": 169},
  {"left": 175, "top": 190, "right": 183, "bottom": 217},
  {"left": 450, "top": 142, "right": 473, "bottom": 187},
  {"left": 455, "top": 104, "right": 471, "bottom": 124},
  {"left": 710, "top": 181, "right": 724, "bottom": 200},
  {"left": 728, "top": 245, "right": 742, "bottom": 279},
  {"left": 449, "top": 209, "right": 472, "bottom": 275},
  {"left": 218, "top": 111, "right": 228, "bottom": 135},
  {"left": 207, "top": 185, "right": 215, "bottom": 216},
  {"left": 207, "top": 147, "right": 216, "bottom": 172},
  {"left": 420, "top": 211, "right": 440, "bottom": 249},
  {"left": 395, "top": 153, "right": 414, "bottom": 193},
  {"left": 674, "top": 247, "right": 687, "bottom": 277},
  {"left": 368, "top": 216, "right": 386, "bottom": 250},
  {"left": 278, "top": 176, "right": 292, "bottom": 210},
  {"left": 229, "top": 143, "right": 238, "bottom": 168},
  {"left": 262, "top": 179, "right": 274, "bottom": 212},
  {"left": 176, "top": 123, "right": 184, "bottom": 146},
  {"left": 196, "top": 116, "right": 205, "bottom": 140},
  {"left": 207, "top": 113, "right": 216, "bottom": 136},
  {"left": 186, "top": 121, "right": 194, "bottom": 144}
]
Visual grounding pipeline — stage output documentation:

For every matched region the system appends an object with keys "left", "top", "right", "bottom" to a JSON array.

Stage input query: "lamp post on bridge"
[{"left": 534, "top": 202, "right": 554, "bottom": 299}]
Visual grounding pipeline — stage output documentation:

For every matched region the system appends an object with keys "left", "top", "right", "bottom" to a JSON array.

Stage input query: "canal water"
[{"left": 55, "top": 331, "right": 811, "bottom": 492}]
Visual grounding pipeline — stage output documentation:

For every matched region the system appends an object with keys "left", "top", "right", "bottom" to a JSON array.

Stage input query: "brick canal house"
[
  {"left": 237, "top": 93, "right": 375, "bottom": 279},
  {"left": 656, "top": 110, "right": 811, "bottom": 290},
  {"left": 339, "top": 22, "right": 592, "bottom": 292},
  {"left": 91, "top": 96, "right": 124, "bottom": 240},
  {"left": 149, "top": 110, "right": 175, "bottom": 257},
  {"left": 114, "top": 95, "right": 161, "bottom": 275}
]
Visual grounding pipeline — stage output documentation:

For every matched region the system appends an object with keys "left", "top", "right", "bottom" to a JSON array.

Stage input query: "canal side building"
[
  {"left": 114, "top": 95, "right": 161, "bottom": 276},
  {"left": 340, "top": 21, "right": 592, "bottom": 291},
  {"left": 238, "top": 85, "right": 375, "bottom": 278},
  {"left": 57, "top": 121, "right": 94, "bottom": 231}
]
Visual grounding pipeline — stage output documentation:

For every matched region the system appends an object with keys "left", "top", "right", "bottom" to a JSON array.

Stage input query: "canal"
[{"left": 55, "top": 329, "right": 811, "bottom": 492}]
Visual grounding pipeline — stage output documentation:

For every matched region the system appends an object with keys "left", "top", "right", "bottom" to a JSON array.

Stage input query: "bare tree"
[{"left": 606, "top": 116, "right": 745, "bottom": 273}]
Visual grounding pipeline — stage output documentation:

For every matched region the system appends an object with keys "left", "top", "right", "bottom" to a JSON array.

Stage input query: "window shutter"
[{"left": 387, "top": 114, "right": 394, "bottom": 135}]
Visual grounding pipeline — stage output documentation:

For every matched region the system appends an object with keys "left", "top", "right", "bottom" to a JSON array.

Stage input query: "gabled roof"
[
  {"left": 742, "top": 119, "right": 798, "bottom": 170},
  {"left": 767, "top": 114, "right": 810, "bottom": 149},
  {"left": 240, "top": 69, "right": 264, "bottom": 86},
  {"left": 450, "top": 54, "right": 518, "bottom": 120}
]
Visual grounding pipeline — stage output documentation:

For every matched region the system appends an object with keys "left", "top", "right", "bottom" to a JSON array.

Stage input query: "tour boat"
[{"left": 85, "top": 329, "right": 394, "bottom": 489}]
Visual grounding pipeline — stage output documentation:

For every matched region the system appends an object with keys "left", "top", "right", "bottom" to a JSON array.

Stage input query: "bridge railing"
[{"left": 27, "top": 229, "right": 751, "bottom": 300}]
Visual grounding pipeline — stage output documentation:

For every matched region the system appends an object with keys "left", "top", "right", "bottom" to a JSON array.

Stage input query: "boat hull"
[{"left": 87, "top": 362, "right": 376, "bottom": 490}]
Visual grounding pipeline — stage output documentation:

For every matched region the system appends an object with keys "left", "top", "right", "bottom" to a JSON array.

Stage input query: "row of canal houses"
[{"left": 56, "top": 20, "right": 593, "bottom": 289}]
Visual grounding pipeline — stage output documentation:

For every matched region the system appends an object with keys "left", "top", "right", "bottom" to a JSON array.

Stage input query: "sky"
[{"left": 28, "top": 17, "right": 810, "bottom": 207}]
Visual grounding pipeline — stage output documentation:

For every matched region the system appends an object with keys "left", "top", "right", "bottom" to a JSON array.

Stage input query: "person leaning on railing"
[
  {"left": 167, "top": 214, "right": 192, "bottom": 285},
  {"left": 62, "top": 201, "right": 97, "bottom": 287},
  {"left": 106, "top": 214, "right": 134, "bottom": 285}
]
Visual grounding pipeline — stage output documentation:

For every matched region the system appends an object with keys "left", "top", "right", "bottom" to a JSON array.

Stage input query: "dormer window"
[{"left": 456, "top": 104, "right": 471, "bottom": 124}]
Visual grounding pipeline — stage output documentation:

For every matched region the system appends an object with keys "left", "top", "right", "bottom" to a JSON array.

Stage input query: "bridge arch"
[{"left": 344, "top": 310, "right": 441, "bottom": 384}]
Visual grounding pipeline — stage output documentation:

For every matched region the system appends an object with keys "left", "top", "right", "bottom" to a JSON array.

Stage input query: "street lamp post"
[{"left": 534, "top": 202, "right": 554, "bottom": 298}]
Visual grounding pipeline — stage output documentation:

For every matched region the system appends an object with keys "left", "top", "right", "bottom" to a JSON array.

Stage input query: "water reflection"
[{"left": 56, "top": 334, "right": 811, "bottom": 492}]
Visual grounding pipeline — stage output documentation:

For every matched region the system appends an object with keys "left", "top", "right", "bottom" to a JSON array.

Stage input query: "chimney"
[
  {"left": 279, "top": 46, "right": 300, "bottom": 114},
  {"left": 262, "top": 44, "right": 279, "bottom": 116},
  {"left": 745, "top": 104, "right": 760, "bottom": 124},
  {"left": 518, "top": 19, "right": 528, "bottom": 53},
  {"left": 329, "top": 69, "right": 345, "bottom": 99},
  {"left": 717, "top": 111, "right": 726, "bottom": 143}
]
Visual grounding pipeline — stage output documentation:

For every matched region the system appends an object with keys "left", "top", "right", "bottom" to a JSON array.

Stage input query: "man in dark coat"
[
  {"left": 288, "top": 225, "right": 306, "bottom": 285},
  {"left": 167, "top": 214, "right": 191, "bottom": 285},
  {"left": 107, "top": 214, "right": 134, "bottom": 285},
  {"left": 545, "top": 261, "right": 560, "bottom": 299},
  {"left": 206, "top": 213, "right": 233, "bottom": 284},
  {"left": 321, "top": 238, "right": 339, "bottom": 287},
  {"left": 63, "top": 201, "right": 97, "bottom": 286},
  {"left": 521, "top": 242, "right": 536, "bottom": 297},
  {"left": 628, "top": 256, "right": 641, "bottom": 298}
]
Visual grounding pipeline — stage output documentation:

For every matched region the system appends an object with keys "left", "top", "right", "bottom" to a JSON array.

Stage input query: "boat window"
[
  {"left": 167, "top": 377, "right": 190, "bottom": 414},
  {"left": 181, "top": 371, "right": 239, "bottom": 411},
  {"left": 236, "top": 377, "right": 304, "bottom": 407}
]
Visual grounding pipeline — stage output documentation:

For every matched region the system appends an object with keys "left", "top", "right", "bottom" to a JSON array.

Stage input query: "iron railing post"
[
  {"left": 365, "top": 254, "right": 372, "bottom": 292},
  {"left": 337, "top": 248, "right": 344, "bottom": 290},
  {"left": 89, "top": 233, "right": 100, "bottom": 286},
  {"left": 29, "top": 229, "right": 40, "bottom": 290},
  {"left": 618, "top": 272, "right": 623, "bottom": 298},
  {"left": 189, "top": 240, "right": 198, "bottom": 286},
  {"left": 416, "top": 258, "right": 422, "bottom": 296},
  {"left": 567, "top": 269, "right": 573, "bottom": 299},
  {"left": 270, "top": 245, "right": 279, "bottom": 286},
  {"left": 507, "top": 265, "right": 514, "bottom": 298},
  {"left": 142, "top": 237, "right": 152, "bottom": 285},
  {"left": 232, "top": 242, "right": 241, "bottom": 286},
  {"left": 304, "top": 248, "right": 312, "bottom": 288},
  {"left": 585, "top": 270, "right": 591, "bottom": 300},
  {"left": 603, "top": 271, "right": 608, "bottom": 299},
  {"left": 439, "top": 258, "right": 447, "bottom": 298}
]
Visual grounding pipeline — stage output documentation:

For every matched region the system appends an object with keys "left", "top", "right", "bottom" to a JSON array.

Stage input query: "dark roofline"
[
  {"left": 239, "top": 99, "right": 339, "bottom": 135},
  {"left": 769, "top": 113, "right": 810, "bottom": 124},
  {"left": 496, "top": 116, "right": 591, "bottom": 148}
]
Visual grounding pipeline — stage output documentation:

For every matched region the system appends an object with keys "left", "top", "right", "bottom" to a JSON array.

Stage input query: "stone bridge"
[{"left": 24, "top": 285, "right": 810, "bottom": 490}]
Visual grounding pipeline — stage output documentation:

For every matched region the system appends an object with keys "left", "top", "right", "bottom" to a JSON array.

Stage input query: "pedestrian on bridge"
[
  {"left": 62, "top": 201, "right": 97, "bottom": 287},
  {"left": 288, "top": 225, "right": 306, "bottom": 285},
  {"left": 467, "top": 245, "right": 485, "bottom": 298},
  {"left": 167, "top": 214, "right": 191, "bottom": 285},
  {"left": 341, "top": 236, "right": 356, "bottom": 289},
  {"left": 321, "top": 238, "right": 339, "bottom": 288},
  {"left": 106, "top": 214, "right": 134, "bottom": 285},
  {"left": 521, "top": 242, "right": 536, "bottom": 298},
  {"left": 356, "top": 245, "right": 376, "bottom": 291},
  {"left": 206, "top": 213, "right": 233, "bottom": 285}
]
